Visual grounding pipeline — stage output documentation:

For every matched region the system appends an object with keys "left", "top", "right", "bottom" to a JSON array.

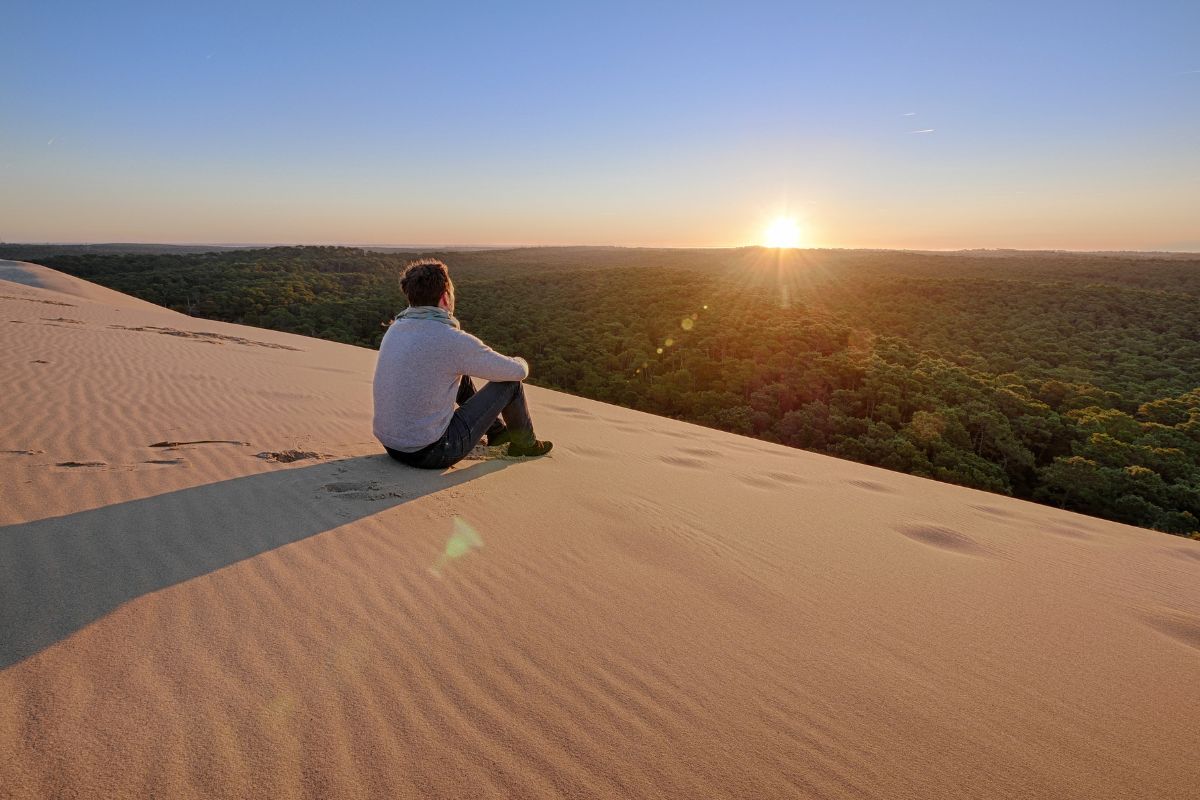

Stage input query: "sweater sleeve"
[{"left": 452, "top": 330, "right": 530, "bottom": 382}]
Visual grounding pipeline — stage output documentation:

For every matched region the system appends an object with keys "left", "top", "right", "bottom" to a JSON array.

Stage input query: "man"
[{"left": 373, "top": 259, "right": 552, "bottom": 469}]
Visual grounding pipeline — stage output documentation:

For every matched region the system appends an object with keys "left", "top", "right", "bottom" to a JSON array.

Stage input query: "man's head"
[{"left": 399, "top": 259, "right": 454, "bottom": 311}]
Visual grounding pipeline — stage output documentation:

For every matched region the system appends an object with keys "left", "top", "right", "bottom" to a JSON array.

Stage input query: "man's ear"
[{"left": 438, "top": 291, "right": 450, "bottom": 310}]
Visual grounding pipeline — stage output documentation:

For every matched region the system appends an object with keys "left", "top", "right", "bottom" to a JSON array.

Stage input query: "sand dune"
[
  {"left": 0, "top": 259, "right": 170, "bottom": 312},
  {"left": 1, "top": 265, "right": 1198, "bottom": 799}
]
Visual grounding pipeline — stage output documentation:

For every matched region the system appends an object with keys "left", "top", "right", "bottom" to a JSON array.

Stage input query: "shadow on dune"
[
  {"left": 0, "top": 260, "right": 50, "bottom": 288},
  {"left": 0, "top": 453, "right": 508, "bottom": 669}
]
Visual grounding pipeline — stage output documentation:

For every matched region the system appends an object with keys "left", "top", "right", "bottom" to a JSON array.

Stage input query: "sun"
[{"left": 763, "top": 216, "right": 802, "bottom": 248}]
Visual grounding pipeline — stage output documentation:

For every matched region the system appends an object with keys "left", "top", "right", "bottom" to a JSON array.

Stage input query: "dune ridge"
[{"left": 2, "top": 260, "right": 1198, "bottom": 799}]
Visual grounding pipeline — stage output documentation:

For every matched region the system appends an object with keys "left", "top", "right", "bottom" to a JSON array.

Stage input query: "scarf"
[{"left": 395, "top": 305, "right": 461, "bottom": 329}]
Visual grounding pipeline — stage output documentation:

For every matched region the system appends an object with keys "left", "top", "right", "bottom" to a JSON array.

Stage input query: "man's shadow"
[{"left": 0, "top": 453, "right": 508, "bottom": 669}]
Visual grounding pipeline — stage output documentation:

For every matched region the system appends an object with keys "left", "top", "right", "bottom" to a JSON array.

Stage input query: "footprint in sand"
[
  {"left": 678, "top": 447, "right": 721, "bottom": 458},
  {"left": 0, "top": 294, "right": 74, "bottom": 306},
  {"left": 149, "top": 439, "right": 250, "bottom": 449},
  {"left": 735, "top": 473, "right": 778, "bottom": 489},
  {"left": 735, "top": 470, "right": 810, "bottom": 490},
  {"left": 323, "top": 481, "right": 376, "bottom": 493},
  {"left": 659, "top": 455, "right": 708, "bottom": 469},
  {"left": 894, "top": 524, "right": 989, "bottom": 556},
  {"left": 109, "top": 324, "right": 301, "bottom": 351},
  {"left": 1141, "top": 611, "right": 1200, "bottom": 652},
  {"left": 970, "top": 504, "right": 1019, "bottom": 519},
  {"left": 143, "top": 458, "right": 186, "bottom": 465},
  {"left": 1044, "top": 524, "right": 1093, "bottom": 540},
  {"left": 847, "top": 478, "right": 895, "bottom": 493},
  {"left": 55, "top": 461, "right": 107, "bottom": 468},
  {"left": 256, "top": 450, "right": 330, "bottom": 463},
  {"left": 321, "top": 481, "right": 404, "bottom": 501}
]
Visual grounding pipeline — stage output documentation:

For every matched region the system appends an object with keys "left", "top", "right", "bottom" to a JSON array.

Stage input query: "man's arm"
[{"left": 453, "top": 330, "right": 530, "bottom": 382}]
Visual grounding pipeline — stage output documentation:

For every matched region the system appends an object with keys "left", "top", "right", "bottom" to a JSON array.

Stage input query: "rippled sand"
[{"left": 2, "top": 260, "right": 1198, "bottom": 799}]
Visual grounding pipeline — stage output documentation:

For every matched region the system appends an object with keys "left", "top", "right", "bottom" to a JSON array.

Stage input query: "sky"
[{"left": 3, "top": 1, "right": 1198, "bottom": 250}]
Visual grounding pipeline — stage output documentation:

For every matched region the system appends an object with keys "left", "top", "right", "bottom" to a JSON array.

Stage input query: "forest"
[{"left": 27, "top": 244, "right": 1200, "bottom": 538}]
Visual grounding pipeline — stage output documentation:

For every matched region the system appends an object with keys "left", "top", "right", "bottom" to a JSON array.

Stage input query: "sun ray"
[{"left": 763, "top": 216, "right": 802, "bottom": 248}]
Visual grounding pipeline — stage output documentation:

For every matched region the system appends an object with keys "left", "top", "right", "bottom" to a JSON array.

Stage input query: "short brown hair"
[{"left": 399, "top": 259, "right": 451, "bottom": 307}]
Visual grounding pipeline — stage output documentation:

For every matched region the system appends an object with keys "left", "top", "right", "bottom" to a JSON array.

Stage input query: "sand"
[{"left": 1, "top": 259, "right": 1198, "bottom": 799}]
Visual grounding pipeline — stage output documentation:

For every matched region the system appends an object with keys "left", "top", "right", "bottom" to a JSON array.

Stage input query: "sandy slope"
[
  {"left": 0, "top": 259, "right": 169, "bottom": 312},
  {"left": 1, "top": 263, "right": 1197, "bottom": 800}
]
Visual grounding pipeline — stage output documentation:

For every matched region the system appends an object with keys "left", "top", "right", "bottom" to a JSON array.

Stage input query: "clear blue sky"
[{"left": 3, "top": 0, "right": 1198, "bottom": 249}]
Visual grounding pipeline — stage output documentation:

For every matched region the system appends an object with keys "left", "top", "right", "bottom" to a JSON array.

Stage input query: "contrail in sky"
[{"left": 910, "top": 129, "right": 934, "bottom": 134}]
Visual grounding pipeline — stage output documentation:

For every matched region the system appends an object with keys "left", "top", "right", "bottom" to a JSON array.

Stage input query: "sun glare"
[{"left": 763, "top": 216, "right": 802, "bottom": 248}]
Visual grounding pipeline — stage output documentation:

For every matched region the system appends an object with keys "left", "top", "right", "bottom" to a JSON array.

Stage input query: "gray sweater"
[{"left": 372, "top": 318, "right": 529, "bottom": 451}]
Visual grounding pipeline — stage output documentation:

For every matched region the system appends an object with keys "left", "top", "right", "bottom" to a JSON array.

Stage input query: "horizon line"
[{"left": 3, "top": 241, "right": 1199, "bottom": 255}]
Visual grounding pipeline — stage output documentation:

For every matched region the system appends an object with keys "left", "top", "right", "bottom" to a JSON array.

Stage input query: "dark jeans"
[{"left": 386, "top": 376, "right": 534, "bottom": 470}]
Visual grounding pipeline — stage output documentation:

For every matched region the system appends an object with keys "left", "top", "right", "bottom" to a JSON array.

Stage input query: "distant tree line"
[{"left": 34, "top": 245, "right": 1200, "bottom": 538}]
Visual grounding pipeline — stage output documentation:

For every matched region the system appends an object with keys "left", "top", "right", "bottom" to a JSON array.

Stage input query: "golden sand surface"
[{"left": 1, "top": 260, "right": 1198, "bottom": 799}]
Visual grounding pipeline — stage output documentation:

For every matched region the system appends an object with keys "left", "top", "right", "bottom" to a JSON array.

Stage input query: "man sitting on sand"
[{"left": 373, "top": 259, "right": 552, "bottom": 468}]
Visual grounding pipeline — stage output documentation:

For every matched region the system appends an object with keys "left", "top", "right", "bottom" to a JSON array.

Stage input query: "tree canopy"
[{"left": 32, "top": 245, "right": 1200, "bottom": 538}]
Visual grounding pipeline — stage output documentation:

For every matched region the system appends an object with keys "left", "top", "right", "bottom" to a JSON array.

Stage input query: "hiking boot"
[
  {"left": 507, "top": 438, "right": 553, "bottom": 458},
  {"left": 486, "top": 426, "right": 514, "bottom": 448}
]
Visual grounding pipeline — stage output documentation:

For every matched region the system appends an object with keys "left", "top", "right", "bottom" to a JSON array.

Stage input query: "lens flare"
[{"left": 430, "top": 516, "right": 484, "bottom": 576}]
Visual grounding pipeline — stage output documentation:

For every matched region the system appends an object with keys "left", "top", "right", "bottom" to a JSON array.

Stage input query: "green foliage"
[
  {"left": 34, "top": 245, "right": 1200, "bottom": 539},
  {"left": 1034, "top": 387, "right": 1200, "bottom": 532}
]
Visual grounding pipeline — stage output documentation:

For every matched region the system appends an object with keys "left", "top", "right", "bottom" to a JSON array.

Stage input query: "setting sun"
[{"left": 763, "top": 216, "right": 802, "bottom": 248}]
